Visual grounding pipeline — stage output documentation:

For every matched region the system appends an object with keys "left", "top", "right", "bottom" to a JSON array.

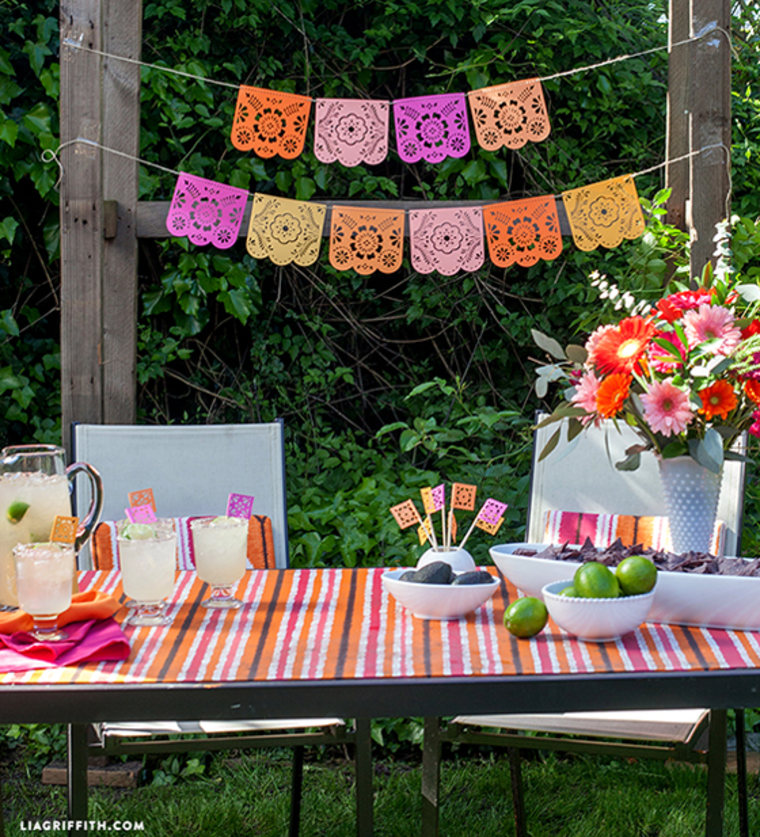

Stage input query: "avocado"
[
  {"left": 399, "top": 570, "right": 418, "bottom": 582},
  {"left": 452, "top": 570, "right": 494, "bottom": 586},
  {"left": 413, "top": 561, "right": 454, "bottom": 585}
]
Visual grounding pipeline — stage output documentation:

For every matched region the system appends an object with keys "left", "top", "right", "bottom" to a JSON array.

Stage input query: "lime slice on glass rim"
[
  {"left": 6, "top": 501, "right": 30, "bottom": 524},
  {"left": 121, "top": 523, "right": 156, "bottom": 540}
]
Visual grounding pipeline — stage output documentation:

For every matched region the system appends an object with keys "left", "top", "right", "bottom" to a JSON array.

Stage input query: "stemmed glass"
[
  {"left": 13, "top": 541, "right": 76, "bottom": 641},
  {"left": 117, "top": 519, "right": 177, "bottom": 626},
  {"left": 190, "top": 516, "right": 248, "bottom": 609}
]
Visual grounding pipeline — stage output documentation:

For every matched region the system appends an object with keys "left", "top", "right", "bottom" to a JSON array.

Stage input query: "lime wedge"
[
  {"left": 121, "top": 523, "right": 156, "bottom": 540},
  {"left": 7, "top": 501, "right": 30, "bottom": 524},
  {"left": 211, "top": 515, "right": 232, "bottom": 524}
]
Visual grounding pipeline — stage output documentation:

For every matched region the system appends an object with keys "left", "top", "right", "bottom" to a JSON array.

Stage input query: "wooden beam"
[
  {"left": 665, "top": 0, "right": 691, "bottom": 233},
  {"left": 136, "top": 199, "right": 573, "bottom": 238},
  {"left": 60, "top": 0, "right": 104, "bottom": 449},
  {"left": 688, "top": 0, "right": 731, "bottom": 274},
  {"left": 101, "top": 0, "right": 142, "bottom": 424}
]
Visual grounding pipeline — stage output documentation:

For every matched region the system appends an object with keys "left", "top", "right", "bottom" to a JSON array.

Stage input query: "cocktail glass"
[
  {"left": 0, "top": 444, "right": 103, "bottom": 608},
  {"left": 13, "top": 542, "right": 76, "bottom": 641},
  {"left": 190, "top": 516, "right": 248, "bottom": 609},
  {"left": 117, "top": 519, "right": 177, "bottom": 627}
]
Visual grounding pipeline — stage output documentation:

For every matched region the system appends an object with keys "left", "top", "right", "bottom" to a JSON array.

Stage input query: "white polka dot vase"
[{"left": 657, "top": 455, "right": 722, "bottom": 555}]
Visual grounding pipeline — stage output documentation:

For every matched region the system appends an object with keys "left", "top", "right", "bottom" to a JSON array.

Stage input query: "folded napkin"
[{"left": 0, "top": 590, "right": 121, "bottom": 635}]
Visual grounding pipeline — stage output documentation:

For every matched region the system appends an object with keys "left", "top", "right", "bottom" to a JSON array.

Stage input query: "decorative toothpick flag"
[
  {"left": 246, "top": 193, "right": 326, "bottom": 267},
  {"left": 483, "top": 196, "right": 563, "bottom": 267},
  {"left": 561, "top": 175, "right": 645, "bottom": 251},
  {"left": 226, "top": 493, "right": 254, "bottom": 519},
  {"left": 231, "top": 86, "right": 312, "bottom": 159},
  {"left": 125, "top": 504, "right": 157, "bottom": 524},
  {"left": 390, "top": 499, "right": 422, "bottom": 530},
  {"left": 165, "top": 173, "right": 248, "bottom": 249},
  {"left": 329, "top": 206, "right": 405, "bottom": 275},
  {"left": 50, "top": 515, "right": 78, "bottom": 544},
  {"left": 467, "top": 78, "right": 551, "bottom": 151},
  {"left": 408, "top": 207, "right": 485, "bottom": 276},
  {"left": 393, "top": 93, "right": 471, "bottom": 164},
  {"left": 128, "top": 489, "right": 156, "bottom": 513},
  {"left": 451, "top": 483, "right": 477, "bottom": 511},
  {"left": 314, "top": 99, "right": 390, "bottom": 167},
  {"left": 475, "top": 515, "right": 504, "bottom": 536},
  {"left": 477, "top": 498, "right": 509, "bottom": 526}
]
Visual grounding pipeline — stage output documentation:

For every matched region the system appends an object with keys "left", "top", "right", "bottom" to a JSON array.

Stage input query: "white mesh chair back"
[{"left": 71, "top": 421, "right": 289, "bottom": 570}]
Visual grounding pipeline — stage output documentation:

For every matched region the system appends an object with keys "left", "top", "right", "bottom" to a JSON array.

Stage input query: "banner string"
[
  {"left": 61, "top": 23, "right": 730, "bottom": 102},
  {"left": 41, "top": 138, "right": 730, "bottom": 209}
]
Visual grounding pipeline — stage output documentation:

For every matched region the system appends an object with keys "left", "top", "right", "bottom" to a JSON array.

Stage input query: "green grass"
[{"left": 3, "top": 745, "right": 759, "bottom": 836}]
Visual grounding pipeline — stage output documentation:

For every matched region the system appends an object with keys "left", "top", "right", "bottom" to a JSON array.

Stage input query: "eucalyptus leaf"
[
  {"left": 537, "top": 426, "right": 561, "bottom": 461},
  {"left": 736, "top": 283, "right": 760, "bottom": 302},
  {"left": 531, "top": 329, "right": 566, "bottom": 360},
  {"left": 535, "top": 377, "right": 548, "bottom": 398},
  {"left": 566, "top": 417, "right": 585, "bottom": 442},
  {"left": 565, "top": 344, "right": 588, "bottom": 364},
  {"left": 615, "top": 451, "right": 641, "bottom": 471}
]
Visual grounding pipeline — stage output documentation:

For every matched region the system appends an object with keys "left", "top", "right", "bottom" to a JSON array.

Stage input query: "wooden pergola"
[{"left": 57, "top": 0, "right": 731, "bottom": 449}]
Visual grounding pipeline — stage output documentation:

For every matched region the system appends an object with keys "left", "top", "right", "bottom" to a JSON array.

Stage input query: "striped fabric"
[
  {"left": 91, "top": 516, "right": 277, "bottom": 571},
  {"left": 543, "top": 510, "right": 726, "bottom": 556},
  {"left": 2, "top": 568, "right": 759, "bottom": 686}
]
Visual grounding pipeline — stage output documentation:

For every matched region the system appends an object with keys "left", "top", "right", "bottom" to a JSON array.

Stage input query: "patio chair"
[
  {"left": 421, "top": 416, "right": 749, "bottom": 837},
  {"left": 68, "top": 420, "right": 373, "bottom": 836}
]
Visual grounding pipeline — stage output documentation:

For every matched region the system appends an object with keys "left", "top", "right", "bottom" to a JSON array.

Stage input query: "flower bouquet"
[{"left": 532, "top": 266, "right": 760, "bottom": 475}]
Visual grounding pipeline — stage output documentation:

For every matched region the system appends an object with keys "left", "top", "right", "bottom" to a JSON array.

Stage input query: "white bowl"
[
  {"left": 492, "top": 543, "right": 760, "bottom": 631},
  {"left": 416, "top": 547, "right": 476, "bottom": 574},
  {"left": 382, "top": 568, "right": 499, "bottom": 620},
  {"left": 542, "top": 579, "right": 655, "bottom": 642}
]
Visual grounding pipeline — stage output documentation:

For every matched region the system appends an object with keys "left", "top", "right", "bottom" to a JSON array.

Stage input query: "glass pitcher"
[{"left": 0, "top": 444, "right": 103, "bottom": 607}]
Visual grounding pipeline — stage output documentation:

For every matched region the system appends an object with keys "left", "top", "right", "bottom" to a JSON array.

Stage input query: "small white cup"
[{"left": 416, "top": 546, "right": 476, "bottom": 574}]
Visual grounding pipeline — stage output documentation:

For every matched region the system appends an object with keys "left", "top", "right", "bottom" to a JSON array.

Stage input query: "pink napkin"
[{"left": 0, "top": 618, "right": 130, "bottom": 672}]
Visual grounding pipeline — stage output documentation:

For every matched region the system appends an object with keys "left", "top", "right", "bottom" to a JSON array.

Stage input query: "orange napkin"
[{"left": 0, "top": 591, "right": 121, "bottom": 635}]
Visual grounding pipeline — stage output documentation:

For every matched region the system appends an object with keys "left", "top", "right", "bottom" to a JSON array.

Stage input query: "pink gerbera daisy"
[
  {"left": 682, "top": 303, "right": 742, "bottom": 355},
  {"left": 584, "top": 324, "right": 615, "bottom": 368},
  {"left": 570, "top": 370, "right": 601, "bottom": 424},
  {"left": 640, "top": 379, "right": 694, "bottom": 437}
]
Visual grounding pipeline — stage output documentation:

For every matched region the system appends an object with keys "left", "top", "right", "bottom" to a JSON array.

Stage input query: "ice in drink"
[
  {"left": 0, "top": 472, "right": 71, "bottom": 607},
  {"left": 118, "top": 520, "right": 177, "bottom": 604},
  {"left": 14, "top": 542, "right": 75, "bottom": 618}
]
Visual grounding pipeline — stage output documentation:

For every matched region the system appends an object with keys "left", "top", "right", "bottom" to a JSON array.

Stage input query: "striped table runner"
[{"left": 3, "top": 567, "right": 760, "bottom": 686}]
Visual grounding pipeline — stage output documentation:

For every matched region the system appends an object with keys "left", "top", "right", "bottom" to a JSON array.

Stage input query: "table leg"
[
  {"left": 735, "top": 709, "right": 748, "bottom": 837},
  {"left": 421, "top": 717, "right": 441, "bottom": 837},
  {"left": 705, "top": 709, "right": 727, "bottom": 837},
  {"left": 67, "top": 723, "right": 89, "bottom": 826},
  {"left": 354, "top": 717, "right": 373, "bottom": 837}
]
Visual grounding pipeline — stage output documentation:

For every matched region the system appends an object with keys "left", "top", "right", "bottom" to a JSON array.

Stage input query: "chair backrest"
[
  {"left": 525, "top": 416, "right": 746, "bottom": 556},
  {"left": 71, "top": 421, "right": 289, "bottom": 569}
]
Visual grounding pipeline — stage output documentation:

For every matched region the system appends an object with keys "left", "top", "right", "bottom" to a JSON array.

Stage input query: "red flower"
[
  {"left": 745, "top": 379, "right": 760, "bottom": 405},
  {"left": 742, "top": 319, "right": 760, "bottom": 340},
  {"left": 592, "top": 316, "right": 655, "bottom": 375},
  {"left": 697, "top": 380, "right": 738, "bottom": 420},
  {"left": 656, "top": 289, "right": 714, "bottom": 323},
  {"left": 595, "top": 373, "right": 631, "bottom": 418}
]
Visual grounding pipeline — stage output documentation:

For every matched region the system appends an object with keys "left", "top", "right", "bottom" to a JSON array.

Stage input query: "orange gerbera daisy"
[
  {"left": 592, "top": 316, "right": 655, "bottom": 375},
  {"left": 596, "top": 373, "right": 632, "bottom": 418},
  {"left": 697, "top": 380, "right": 738, "bottom": 420},
  {"left": 745, "top": 379, "right": 760, "bottom": 405}
]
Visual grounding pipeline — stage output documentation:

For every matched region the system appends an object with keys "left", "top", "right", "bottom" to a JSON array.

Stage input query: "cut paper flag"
[
  {"left": 409, "top": 206, "right": 484, "bottom": 275},
  {"left": 128, "top": 489, "right": 156, "bottom": 513},
  {"left": 246, "top": 193, "right": 326, "bottom": 266},
  {"left": 561, "top": 175, "right": 645, "bottom": 251},
  {"left": 390, "top": 499, "right": 422, "bottom": 529},
  {"left": 50, "top": 515, "right": 78, "bottom": 544},
  {"left": 475, "top": 515, "right": 504, "bottom": 536},
  {"left": 165, "top": 173, "right": 248, "bottom": 249},
  {"left": 393, "top": 93, "right": 471, "bottom": 164},
  {"left": 329, "top": 206, "right": 405, "bottom": 275},
  {"left": 451, "top": 483, "right": 477, "bottom": 511},
  {"left": 468, "top": 79, "right": 551, "bottom": 151},
  {"left": 484, "top": 196, "right": 563, "bottom": 267},
  {"left": 314, "top": 99, "right": 390, "bottom": 167},
  {"left": 125, "top": 504, "right": 157, "bottom": 524},
  {"left": 431, "top": 484, "right": 445, "bottom": 512},
  {"left": 477, "top": 498, "right": 508, "bottom": 526},
  {"left": 231, "top": 86, "right": 312, "bottom": 159},
  {"left": 420, "top": 487, "right": 436, "bottom": 516},
  {"left": 226, "top": 493, "right": 254, "bottom": 519}
]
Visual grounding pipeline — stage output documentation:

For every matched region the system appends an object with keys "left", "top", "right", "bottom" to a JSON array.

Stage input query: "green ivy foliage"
[{"left": 1, "top": 1, "right": 759, "bottom": 564}]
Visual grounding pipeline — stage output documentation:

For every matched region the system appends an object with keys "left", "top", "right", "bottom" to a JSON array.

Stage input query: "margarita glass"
[
  {"left": 117, "top": 519, "right": 177, "bottom": 626},
  {"left": 13, "top": 541, "right": 76, "bottom": 641},
  {"left": 190, "top": 516, "right": 248, "bottom": 608}
]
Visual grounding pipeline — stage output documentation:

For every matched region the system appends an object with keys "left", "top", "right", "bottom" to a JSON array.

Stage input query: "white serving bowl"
[
  {"left": 542, "top": 579, "right": 655, "bottom": 642},
  {"left": 416, "top": 547, "right": 476, "bottom": 573},
  {"left": 382, "top": 568, "right": 499, "bottom": 620},
  {"left": 491, "top": 542, "right": 760, "bottom": 630}
]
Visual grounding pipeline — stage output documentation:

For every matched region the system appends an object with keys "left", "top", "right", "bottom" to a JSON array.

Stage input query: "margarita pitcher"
[{"left": 0, "top": 444, "right": 103, "bottom": 607}]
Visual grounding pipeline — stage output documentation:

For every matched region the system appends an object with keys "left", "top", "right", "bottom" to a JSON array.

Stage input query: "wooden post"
[
  {"left": 59, "top": 1, "right": 142, "bottom": 452},
  {"left": 59, "top": 0, "right": 104, "bottom": 448},
  {"left": 665, "top": 0, "right": 731, "bottom": 281},
  {"left": 101, "top": 0, "right": 142, "bottom": 423}
]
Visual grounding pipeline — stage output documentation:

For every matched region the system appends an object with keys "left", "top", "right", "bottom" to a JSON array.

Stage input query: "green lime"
[
  {"left": 121, "top": 523, "right": 156, "bottom": 540},
  {"left": 616, "top": 555, "right": 657, "bottom": 596},
  {"left": 6, "top": 501, "right": 30, "bottom": 524},
  {"left": 503, "top": 597, "right": 548, "bottom": 638},
  {"left": 573, "top": 562, "right": 619, "bottom": 598},
  {"left": 559, "top": 585, "right": 578, "bottom": 597}
]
